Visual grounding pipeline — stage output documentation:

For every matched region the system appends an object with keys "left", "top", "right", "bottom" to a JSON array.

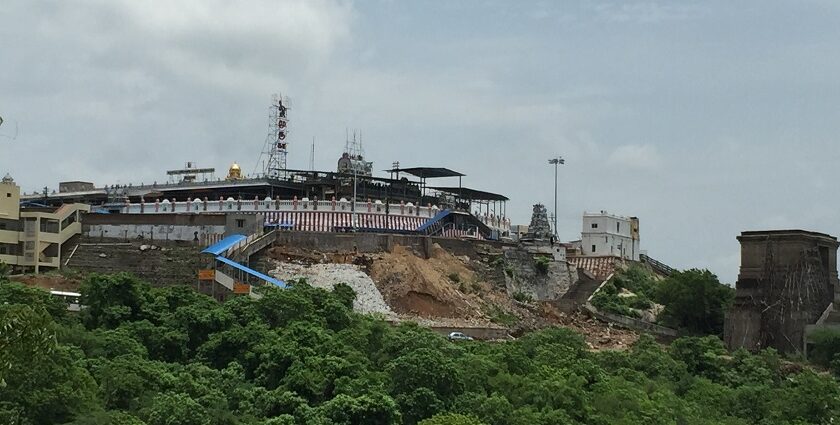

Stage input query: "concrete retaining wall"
[
  {"left": 271, "top": 231, "right": 512, "bottom": 258},
  {"left": 583, "top": 303, "right": 679, "bottom": 340},
  {"left": 85, "top": 224, "right": 225, "bottom": 244},
  {"left": 427, "top": 326, "right": 510, "bottom": 340}
]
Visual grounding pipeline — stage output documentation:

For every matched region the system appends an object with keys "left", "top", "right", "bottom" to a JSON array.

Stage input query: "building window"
[
  {"left": 5, "top": 193, "right": 10, "bottom": 197},
  {"left": 617, "top": 222, "right": 620, "bottom": 232},
  {"left": 236, "top": 219, "right": 245, "bottom": 228},
  {"left": 591, "top": 223, "right": 598, "bottom": 229},
  {"left": 605, "top": 236, "right": 608, "bottom": 243},
  {"left": 591, "top": 245, "right": 596, "bottom": 253}
]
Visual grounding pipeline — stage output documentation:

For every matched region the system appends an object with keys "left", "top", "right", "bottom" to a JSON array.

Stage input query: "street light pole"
[
  {"left": 352, "top": 164, "right": 358, "bottom": 231},
  {"left": 548, "top": 156, "right": 565, "bottom": 238}
]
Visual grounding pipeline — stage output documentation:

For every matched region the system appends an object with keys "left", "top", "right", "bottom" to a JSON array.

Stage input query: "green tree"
[
  {"left": 388, "top": 348, "right": 464, "bottom": 402},
  {"left": 418, "top": 413, "right": 486, "bottom": 425},
  {"left": 143, "top": 392, "right": 211, "bottom": 425},
  {"left": 0, "top": 316, "right": 98, "bottom": 423},
  {"left": 0, "top": 281, "right": 67, "bottom": 321},
  {"left": 806, "top": 328, "right": 840, "bottom": 368},
  {"left": 312, "top": 392, "right": 401, "bottom": 425},
  {"left": 81, "top": 273, "right": 151, "bottom": 329},
  {"left": 655, "top": 269, "right": 734, "bottom": 335},
  {"left": 0, "top": 261, "right": 10, "bottom": 282}
]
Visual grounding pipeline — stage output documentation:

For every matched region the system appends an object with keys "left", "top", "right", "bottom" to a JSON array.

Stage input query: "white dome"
[
  {"left": 406, "top": 202, "right": 414, "bottom": 207},
  {"left": 193, "top": 198, "right": 202, "bottom": 203},
  {"left": 301, "top": 197, "right": 309, "bottom": 202},
  {"left": 339, "top": 198, "right": 348, "bottom": 202},
  {"left": 226, "top": 197, "right": 235, "bottom": 202},
  {"left": 374, "top": 200, "right": 383, "bottom": 204},
  {"left": 264, "top": 196, "right": 272, "bottom": 202},
  {"left": 161, "top": 199, "right": 171, "bottom": 204}
]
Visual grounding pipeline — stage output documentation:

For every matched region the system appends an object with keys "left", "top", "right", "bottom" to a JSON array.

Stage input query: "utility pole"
[
  {"left": 352, "top": 163, "right": 358, "bottom": 231},
  {"left": 548, "top": 156, "right": 565, "bottom": 237}
]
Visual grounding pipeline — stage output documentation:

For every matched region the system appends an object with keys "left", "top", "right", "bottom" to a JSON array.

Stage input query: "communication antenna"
[{"left": 259, "top": 94, "right": 290, "bottom": 178}]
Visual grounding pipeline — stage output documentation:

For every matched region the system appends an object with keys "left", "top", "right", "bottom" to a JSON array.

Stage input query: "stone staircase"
[{"left": 552, "top": 269, "right": 603, "bottom": 313}]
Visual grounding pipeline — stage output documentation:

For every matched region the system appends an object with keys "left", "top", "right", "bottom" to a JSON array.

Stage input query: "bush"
[
  {"left": 808, "top": 328, "right": 840, "bottom": 368},
  {"left": 448, "top": 273, "right": 461, "bottom": 283},
  {"left": 503, "top": 267, "right": 515, "bottom": 278},
  {"left": 512, "top": 291, "right": 533, "bottom": 303},
  {"left": 534, "top": 257, "right": 550, "bottom": 275},
  {"left": 655, "top": 269, "right": 734, "bottom": 335},
  {"left": 588, "top": 266, "right": 658, "bottom": 319}
]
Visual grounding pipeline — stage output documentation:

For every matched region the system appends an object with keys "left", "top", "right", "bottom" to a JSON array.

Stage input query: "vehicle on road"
[{"left": 448, "top": 331, "right": 474, "bottom": 341}]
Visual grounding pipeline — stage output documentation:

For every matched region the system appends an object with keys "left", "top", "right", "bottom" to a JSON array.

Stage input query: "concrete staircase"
[{"left": 552, "top": 269, "right": 603, "bottom": 313}]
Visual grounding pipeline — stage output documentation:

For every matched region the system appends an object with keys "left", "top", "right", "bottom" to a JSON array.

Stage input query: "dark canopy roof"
[
  {"left": 429, "top": 186, "right": 509, "bottom": 201},
  {"left": 385, "top": 167, "right": 465, "bottom": 179}
]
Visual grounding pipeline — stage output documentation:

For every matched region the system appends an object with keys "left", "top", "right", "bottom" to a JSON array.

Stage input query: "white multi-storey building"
[{"left": 580, "top": 211, "right": 640, "bottom": 261}]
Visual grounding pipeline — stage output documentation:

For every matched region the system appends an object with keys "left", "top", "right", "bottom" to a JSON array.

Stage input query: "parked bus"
[{"left": 49, "top": 290, "right": 82, "bottom": 312}]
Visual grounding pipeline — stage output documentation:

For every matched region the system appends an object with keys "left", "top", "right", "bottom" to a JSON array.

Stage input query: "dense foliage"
[
  {"left": 590, "top": 265, "right": 657, "bottom": 318},
  {"left": 1, "top": 272, "right": 839, "bottom": 424},
  {"left": 590, "top": 266, "right": 735, "bottom": 336},
  {"left": 655, "top": 269, "right": 735, "bottom": 335}
]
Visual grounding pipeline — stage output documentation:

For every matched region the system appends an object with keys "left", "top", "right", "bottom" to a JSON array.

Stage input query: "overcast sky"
[{"left": 2, "top": 0, "right": 839, "bottom": 283}]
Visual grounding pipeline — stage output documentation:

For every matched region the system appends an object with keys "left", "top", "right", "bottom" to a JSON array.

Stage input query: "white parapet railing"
[{"left": 116, "top": 196, "right": 512, "bottom": 233}]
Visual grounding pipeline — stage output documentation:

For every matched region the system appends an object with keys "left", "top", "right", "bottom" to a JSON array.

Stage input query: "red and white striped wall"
[{"left": 264, "top": 211, "right": 427, "bottom": 233}]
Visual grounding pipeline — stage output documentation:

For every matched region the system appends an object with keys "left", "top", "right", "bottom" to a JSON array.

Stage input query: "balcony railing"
[{"left": 114, "top": 197, "right": 511, "bottom": 232}]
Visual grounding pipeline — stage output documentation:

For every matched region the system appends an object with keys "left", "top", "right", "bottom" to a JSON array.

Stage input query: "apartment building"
[
  {"left": 580, "top": 210, "right": 640, "bottom": 261},
  {"left": 0, "top": 173, "right": 89, "bottom": 273}
]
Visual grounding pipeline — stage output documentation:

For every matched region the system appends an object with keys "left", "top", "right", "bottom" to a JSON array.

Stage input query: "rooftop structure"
[{"left": 725, "top": 229, "right": 839, "bottom": 354}]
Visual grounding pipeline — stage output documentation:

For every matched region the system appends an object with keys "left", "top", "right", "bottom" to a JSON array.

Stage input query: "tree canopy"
[
  {"left": 655, "top": 269, "right": 735, "bottom": 335},
  {"left": 0, "top": 272, "right": 837, "bottom": 425}
]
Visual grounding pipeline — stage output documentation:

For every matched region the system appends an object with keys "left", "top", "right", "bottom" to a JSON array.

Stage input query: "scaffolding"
[{"left": 260, "top": 94, "right": 290, "bottom": 178}]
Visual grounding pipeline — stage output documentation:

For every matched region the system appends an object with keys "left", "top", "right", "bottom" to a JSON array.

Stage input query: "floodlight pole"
[
  {"left": 548, "top": 156, "right": 565, "bottom": 238},
  {"left": 352, "top": 165, "right": 358, "bottom": 231}
]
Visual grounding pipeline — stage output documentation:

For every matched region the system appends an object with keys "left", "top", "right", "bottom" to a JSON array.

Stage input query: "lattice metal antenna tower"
[{"left": 262, "top": 94, "right": 290, "bottom": 178}]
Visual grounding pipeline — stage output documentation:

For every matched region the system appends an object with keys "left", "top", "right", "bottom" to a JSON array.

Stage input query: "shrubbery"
[
  {"left": 590, "top": 265, "right": 656, "bottom": 318},
  {"left": 1, "top": 272, "right": 838, "bottom": 425},
  {"left": 590, "top": 266, "right": 735, "bottom": 337}
]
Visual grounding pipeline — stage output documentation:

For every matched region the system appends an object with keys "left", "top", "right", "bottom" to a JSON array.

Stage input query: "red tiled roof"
[{"left": 567, "top": 256, "right": 623, "bottom": 280}]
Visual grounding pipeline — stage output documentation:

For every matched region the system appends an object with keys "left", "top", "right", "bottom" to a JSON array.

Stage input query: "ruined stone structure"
[
  {"left": 523, "top": 204, "right": 552, "bottom": 241},
  {"left": 502, "top": 245, "right": 575, "bottom": 301},
  {"left": 725, "top": 230, "right": 839, "bottom": 354}
]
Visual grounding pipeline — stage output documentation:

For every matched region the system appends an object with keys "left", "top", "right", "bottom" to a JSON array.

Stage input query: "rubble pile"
[{"left": 269, "top": 262, "right": 395, "bottom": 317}]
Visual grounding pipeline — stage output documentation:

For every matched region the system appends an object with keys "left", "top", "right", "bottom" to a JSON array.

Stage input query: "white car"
[{"left": 448, "top": 332, "right": 474, "bottom": 341}]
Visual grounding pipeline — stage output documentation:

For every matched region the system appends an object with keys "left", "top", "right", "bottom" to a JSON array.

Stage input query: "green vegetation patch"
[
  {"left": 1, "top": 271, "right": 838, "bottom": 425},
  {"left": 590, "top": 265, "right": 656, "bottom": 318}
]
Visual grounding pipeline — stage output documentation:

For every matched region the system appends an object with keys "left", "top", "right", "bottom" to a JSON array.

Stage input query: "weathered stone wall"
[
  {"left": 64, "top": 238, "right": 206, "bottom": 286},
  {"left": 502, "top": 244, "right": 575, "bottom": 301},
  {"left": 271, "top": 231, "right": 512, "bottom": 258},
  {"left": 725, "top": 230, "right": 840, "bottom": 354}
]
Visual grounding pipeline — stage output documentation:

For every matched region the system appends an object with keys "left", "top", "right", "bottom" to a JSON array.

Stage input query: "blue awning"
[
  {"left": 201, "top": 234, "right": 247, "bottom": 255},
  {"left": 215, "top": 255, "right": 287, "bottom": 288}
]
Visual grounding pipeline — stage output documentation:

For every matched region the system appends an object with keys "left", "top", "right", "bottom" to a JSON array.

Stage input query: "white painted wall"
[
  {"left": 580, "top": 211, "right": 640, "bottom": 260},
  {"left": 85, "top": 224, "right": 225, "bottom": 243}
]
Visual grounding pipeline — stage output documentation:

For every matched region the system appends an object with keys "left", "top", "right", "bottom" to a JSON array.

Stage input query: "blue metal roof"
[
  {"left": 416, "top": 209, "right": 452, "bottom": 232},
  {"left": 201, "top": 234, "right": 247, "bottom": 255},
  {"left": 215, "top": 256, "right": 288, "bottom": 288}
]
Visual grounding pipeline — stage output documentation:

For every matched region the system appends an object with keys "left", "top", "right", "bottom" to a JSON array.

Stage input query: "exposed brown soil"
[
  {"left": 264, "top": 242, "right": 640, "bottom": 350},
  {"left": 368, "top": 244, "right": 484, "bottom": 319},
  {"left": 11, "top": 273, "right": 81, "bottom": 292}
]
